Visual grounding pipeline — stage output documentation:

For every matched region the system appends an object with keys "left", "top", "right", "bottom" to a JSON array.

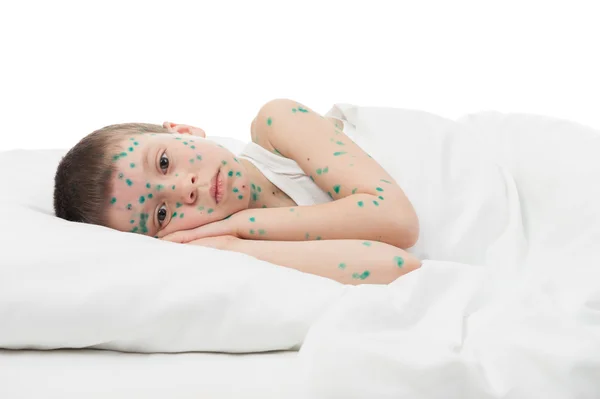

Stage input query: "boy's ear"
[{"left": 162, "top": 122, "right": 206, "bottom": 138}]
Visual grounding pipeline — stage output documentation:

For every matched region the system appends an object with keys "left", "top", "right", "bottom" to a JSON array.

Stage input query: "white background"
[{"left": 1, "top": 0, "right": 598, "bottom": 151}]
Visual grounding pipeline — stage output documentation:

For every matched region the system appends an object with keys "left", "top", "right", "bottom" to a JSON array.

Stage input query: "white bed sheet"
[{"left": 0, "top": 349, "right": 303, "bottom": 399}]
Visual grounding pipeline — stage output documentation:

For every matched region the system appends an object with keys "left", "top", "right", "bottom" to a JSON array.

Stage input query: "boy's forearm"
[
  {"left": 227, "top": 238, "right": 421, "bottom": 285},
  {"left": 234, "top": 194, "right": 418, "bottom": 249}
]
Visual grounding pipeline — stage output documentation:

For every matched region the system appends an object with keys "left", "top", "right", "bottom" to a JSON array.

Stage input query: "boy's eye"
[
  {"left": 157, "top": 204, "right": 168, "bottom": 225},
  {"left": 159, "top": 151, "right": 169, "bottom": 173}
]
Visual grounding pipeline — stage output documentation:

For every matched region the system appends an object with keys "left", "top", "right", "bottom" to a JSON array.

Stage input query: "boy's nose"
[{"left": 174, "top": 174, "right": 198, "bottom": 205}]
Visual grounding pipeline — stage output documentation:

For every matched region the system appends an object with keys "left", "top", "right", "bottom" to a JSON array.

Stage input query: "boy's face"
[{"left": 106, "top": 129, "right": 251, "bottom": 238}]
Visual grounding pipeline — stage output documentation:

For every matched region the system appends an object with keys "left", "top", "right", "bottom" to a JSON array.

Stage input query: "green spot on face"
[
  {"left": 252, "top": 192, "right": 258, "bottom": 201},
  {"left": 357, "top": 201, "right": 364, "bottom": 207},
  {"left": 131, "top": 226, "right": 139, "bottom": 233},
  {"left": 129, "top": 147, "right": 134, "bottom": 152},
  {"left": 333, "top": 152, "right": 347, "bottom": 156},
  {"left": 134, "top": 142, "right": 138, "bottom": 146},
  {"left": 190, "top": 158, "right": 195, "bottom": 163},
  {"left": 130, "top": 163, "right": 135, "bottom": 168},
  {"left": 172, "top": 212, "right": 177, "bottom": 217},
  {"left": 251, "top": 183, "right": 256, "bottom": 190},
  {"left": 222, "top": 160, "right": 227, "bottom": 165},
  {"left": 258, "top": 229, "right": 266, "bottom": 235},
  {"left": 267, "top": 117, "right": 272, "bottom": 126},
  {"left": 183, "top": 141, "right": 188, "bottom": 145},
  {"left": 352, "top": 271, "right": 371, "bottom": 280},
  {"left": 292, "top": 108, "right": 297, "bottom": 113},
  {"left": 110, "top": 197, "right": 117, "bottom": 204},
  {"left": 196, "top": 155, "right": 202, "bottom": 160},
  {"left": 228, "top": 170, "right": 233, "bottom": 177},
  {"left": 130, "top": 219, "right": 134, "bottom": 224},
  {"left": 249, "top": 217, "right": 256, "bottom": 222},
  {"left": 197, "top": 206, "right": 204, "bottom": 211},
  {"left": 179, "top": 213, "right": 184, "bottom": 218},
  {"left": 172, "top": 185, "right": 176, "bottom": 190},
  {"left": 338, "top": 263, "right": 346, "bottom": 270},
  {"left": 191, "top": 145, "right": 196, "bottom": 149},
  {"left": 316, "top": 168, "right": 322, "bottom": 175},
  {"left": 235, "top": 171, "right": 242, "bottom": 177},
  {"left": 126, "top": 179, "right": 133, "bottom": 186},
  {"left": 373, "top": 200, "right": 379, "bottom": 206},
  {"left": 139, "top": 196, "right": 145, "bottom": 204},
  {"left": 176, "top": 202, "right": 182, "bottom": 208},
  {"left": 257, "top": 186, "right": 262, "bottom": 192},
  {"left": 323, "top": 166, "right": 329, "bottom": 173},
  {"left": 233, "top": 187, "right": 239, "bottom": 193},
  {"left": 207, "top": 208, "right": 214, "bottom": 214},
  {"left": 250, "top": 229, "right": 255, "bottom": 234},
  {"left": 335, "top": 141, "right": 344, "bottom": 145},
  {"left": 333, "top": 184, "right": 341, "bottom": 194},
  {"left": 148, "top": 193, "right": 153, "bottom": 199},
  {"left": 238, "top": 195, "right": 243, "bottom": 200},
  {"left": 381, "top": 179, "right": 392, "bottom": 184},
  {"left": 352, "top": 188, "right": 358, "bottom": 194},
  {"left": 376, "top": 187, "right": 384, "bottom": 192},
  {"left": 127, "top": 204, "right": 132, "bottom": 210},
  {"left": 394, "top": 256, "right": 405, "bottom": 267},
  {"left": 362, "top": 241, "right": 372, "bottom": 247},
  {"left": 290, "top": 208, "right": 295, "bottom": 212},
  {"left": 146, "top": 183, "right": 151, "bottom": 188},
  {"left": 156, "top": 184, "right": 164, "bottom": 191},
  {"left": 118, "top": 173, "right": 124, "bottom": 179}
]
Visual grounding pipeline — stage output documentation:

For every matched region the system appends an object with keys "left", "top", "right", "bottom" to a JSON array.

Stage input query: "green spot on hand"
[
  {"left": 290, "top": 208, "right": 294, "bottom": 212},
  {"left": 335, "top": 141, "right": 344, "bottom": 145},
  {"left": 139, "top": 196, "right": 145, "bottom": 204},
  {"left": 373, "top": 200, "right": 379, "bottom": 206},
  {"left": 292, "top": 108, "right": 297, "bottom": 113},
  {"left": 333, "top": 184, "right": 341, "bottom": 194},
  {"left": 127, "top": 204, "right": 132, "bottom": 210},
  {"left": 376, "top": 187, "right": 384, "bottom": 192},
  {"left": 251, "top": 183, "right": 256, "bottom": 190},
  {"left": 323, "top": 166, "right": 329, "bottom": 173},
  {"left": 394, "top": 256, "right": 405, "bottom": 267},
  {"left": 183, "top": 141, "right": 188, "bottom": 145},
  {"left": 316, "top": 236, "right": 322, "bottom": 240},
  {"left": 328, "top": 192, "right": 334, "bottom": 199},
  {"left": 257, "top": 186, "right": 262, "bottom": 192},
  {"left": 362, "top": 241, "right": 372, "bottom": 246},
  {"left": 357, "top": 201, "right": 364, "bottom": 207},
  {"left": 316, "top": 168, "right": 322, "bottom": 175},
  {"left": 252, "top": 192, "right": 258, "bottom": 201},
  {"left": 222, "top": 160, "right": 227, "bottom": 165},
  {"left": 191, "top": 145, "right": 196, "bottom": 149},
  {"left": 130, "top": 163, "right": 135, "bottom": 168},
  {"left": 267, "top": 117, "right": 272, "bottom": 126},
  {"left": 305, "top": 233, "right": 310, "bottom": 240},
  {"left": 333, "top": 152, "right": 347, "bottom": 156},
  {"left": 249, "top": 217, "right": 256, "bottom": 222},
  {"left": 190, "top": 158, "right": 195, "bottom": 163},
  {"left": 126, "top": 179, "right": 133, "bottom": 186},
  {"left": 352, "top": 188, "right": 358, "bottom": 194},
  {"left": 134, "top": 142, "right": 138, "bottom": 146},
  {"left": 381, "top": 179, "right": 392, "bottom": 184},
  {"left": 297, "top": 107, "right": 308, "bottom": 113},
  {"left": 338, "top": 263, "right": 346, "bottom": 270},
  {"left": 110, "top": 197, "right": 117, "bottom": 204},
  {"left": 352, "top": 271, "right": 371, "bottom": 280}
]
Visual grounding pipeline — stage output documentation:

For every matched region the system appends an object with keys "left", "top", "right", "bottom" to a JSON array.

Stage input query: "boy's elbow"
[{"left": 392, "top": 213, "right": 420, "bottom": 249}]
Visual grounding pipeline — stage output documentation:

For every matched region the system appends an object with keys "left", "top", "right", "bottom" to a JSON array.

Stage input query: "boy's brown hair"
[{"left": 53, "top": 123, "right": 169, "bottom": 226}]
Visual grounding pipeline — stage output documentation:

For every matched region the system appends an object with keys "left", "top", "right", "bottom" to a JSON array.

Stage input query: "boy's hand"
[{"left": 161, "top": 215, "right": 241, "bottom": 243}]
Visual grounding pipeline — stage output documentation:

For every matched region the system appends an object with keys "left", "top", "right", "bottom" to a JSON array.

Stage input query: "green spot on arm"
[
  {"left": 249, "top": 217, "right": 256, "bottom": 222},
  {"left": 333, "top": 184, "right": 341, "bottom": 194},
  {"left": 333, "top": 151, "right": 347, "bottom": 156},
  {"left": 267, "top": 117, "right": 272, "bottom": 126},
  {"left": 362, "top": 241, "right": 372, "bottom": 246},
  {"left": 357, "top": 201, "right": 364, "bottom": 207},
  {"left": 394, "top": 256, "right": 405, "bottom": 267},
  {"left": 376, "top": 187, "right": 384, "bottom": 192},
  {"left": 338, "top": 262, "right": 346, "bottom": 269}
]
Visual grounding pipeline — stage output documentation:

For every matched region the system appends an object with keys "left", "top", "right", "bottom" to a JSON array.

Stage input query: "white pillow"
[
  {"left": 0, "top": 136, "right": 345, "bottom": 353},
  {"left": 325, "top": 104, "right": 511, "bottom": 266}
]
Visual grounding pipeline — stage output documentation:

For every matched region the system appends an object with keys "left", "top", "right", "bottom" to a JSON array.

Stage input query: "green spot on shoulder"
[
  {"left": 333, "top": 152, "right": 347, "bottom": 156},
  {"left": 357, "top": 201, "right": 364, "bottom": 207},
  {"left": 338, "top": 263, "right": 346, "bottom": 270},
  {"left": 394, "top": 256, "right": 405, "bottom": 267}
]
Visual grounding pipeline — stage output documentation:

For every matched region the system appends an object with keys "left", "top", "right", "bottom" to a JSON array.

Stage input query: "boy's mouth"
[{"left": 210, "top": 169, "right": 222, "bottom": 204}]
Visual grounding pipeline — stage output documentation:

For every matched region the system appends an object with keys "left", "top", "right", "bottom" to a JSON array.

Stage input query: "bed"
[{"left": 1, "top": 104, "right": 599, "bottom": 398}]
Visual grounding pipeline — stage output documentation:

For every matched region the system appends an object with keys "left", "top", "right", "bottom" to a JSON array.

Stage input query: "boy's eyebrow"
[{"left": 143, "top": 145, "right": 152, "bottom": 175}]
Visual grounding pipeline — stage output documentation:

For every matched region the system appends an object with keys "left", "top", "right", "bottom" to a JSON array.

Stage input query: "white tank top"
[{"left": 237, "top": 118, "right": 350, "bottom": 206}]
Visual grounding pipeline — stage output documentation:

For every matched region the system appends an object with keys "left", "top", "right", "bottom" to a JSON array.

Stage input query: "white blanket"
[{"left": 298, "top": 106, "right": 600, "bottom": 398}]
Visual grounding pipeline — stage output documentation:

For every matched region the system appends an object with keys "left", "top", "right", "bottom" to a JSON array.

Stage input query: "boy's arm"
[
  {"left": 232, "top": 195, "right": 417, "bottom": 249},
  {"left": 209, "top": 237, "right": 421, "bottom": 285}
]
